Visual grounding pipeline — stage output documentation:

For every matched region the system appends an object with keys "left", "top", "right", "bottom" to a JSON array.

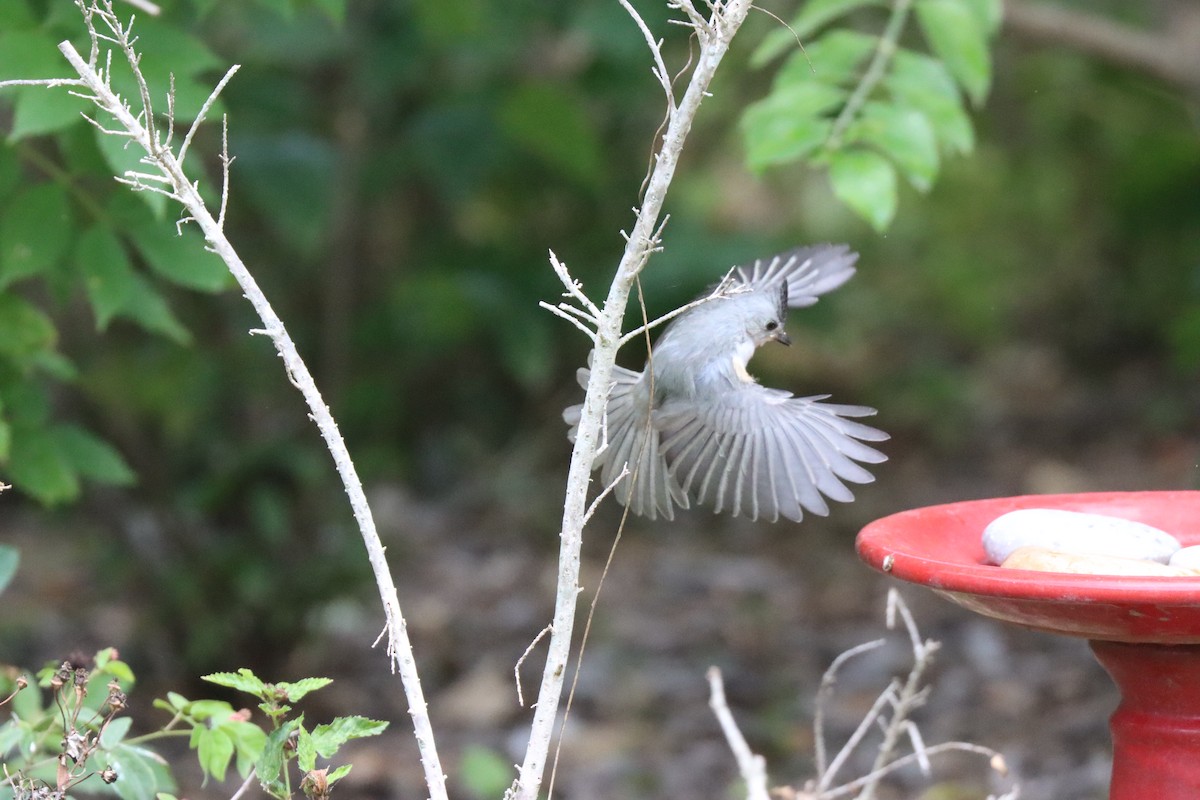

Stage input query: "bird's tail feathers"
[{"left": 564, "top": 364, "right": 686, "bottom": 520}]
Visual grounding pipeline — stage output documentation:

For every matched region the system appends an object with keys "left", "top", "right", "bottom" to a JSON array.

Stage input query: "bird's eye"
[{"left": 765, "top": 320, "right": 778, "bottom": 331}]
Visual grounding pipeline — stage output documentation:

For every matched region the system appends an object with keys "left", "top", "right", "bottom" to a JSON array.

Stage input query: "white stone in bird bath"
[
  {"left": 1169, "top": 545, "right": 1200, "bottom": 571},
  {"left": 982, "top": 508, "right": 1181, "bottom": 566}
]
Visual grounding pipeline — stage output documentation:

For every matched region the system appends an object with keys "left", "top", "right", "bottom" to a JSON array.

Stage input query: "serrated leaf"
[
  {"left": 309, "top": 716, "right": 388, "bottom": 758},
  {"left": 828, "top": 148, "right": 897, "bottom": 231},
  {"left": 774, "top": 30, "right": 876, "bottom": 89},
  {"left": 203, "top": 669, "right": 266, "bottom": 697},
  {"left": 0, "top": 183, "right": 74, "bottom": 287},
  {"left": 753, "top": 0, "right": 883, "bottom": 66},
  {"left": 53, "top": 425, "right": 136, "bottom": 486},
  {"left": 848, "top": 101, "right": 939, "bottom": 191},
  {"left": 742, "top": 83, "right": 845, "bottom": 170},
  {"left": 915, "top": 0, "right": 991, "bottom": 105},
  {"left": 188, "top": 699, "right": 237, "bottom": 721},
  {"left": 130, "top": 221, "right": 230, "bottom": 292},
  {"left": 296, "top": 726, "right": 316, "bottom": 772},
  {"left": 0, "top": 545, "right": 18, "bottom": 595},
  {"left": 100, "top": 715, "right": 133, "bottom": 749},
  {"left": 885, "top": 49, "right": 974, "bottom": 155},
  {"left": 279, "top": 677, "right": 332, "bottom": 702},
  {"left": 197, "top": 727, "right": 235, "bottom": 782},
  {"left": 327, "top": 764, "right": 352, "bottom": 784},
  {"left": 498, "top": 83, "right": 603, "bottom": 187}
]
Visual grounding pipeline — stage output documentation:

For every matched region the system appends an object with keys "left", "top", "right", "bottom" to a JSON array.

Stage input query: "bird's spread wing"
[
  {"left": 563, "top": 363, "right": 688, "bottom": 520},
  {"left": 734, "top": 244, "right": 858, "bottom": 308},
  {"left": 654, "top": 384, "right": 887, "bottom": 522}
]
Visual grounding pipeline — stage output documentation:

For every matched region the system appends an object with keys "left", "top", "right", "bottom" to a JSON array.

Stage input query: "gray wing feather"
[
  {"left": 734, "top": 244, "right": 859, "bottom": 308},
  {"left": 656, "top": 384, "right": 887, "bottom": 522}
]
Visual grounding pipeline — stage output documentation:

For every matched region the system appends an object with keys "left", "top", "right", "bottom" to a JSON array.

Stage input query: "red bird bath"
[{"left": 856, "top": 491, "right": 1200, "bottom": 800}]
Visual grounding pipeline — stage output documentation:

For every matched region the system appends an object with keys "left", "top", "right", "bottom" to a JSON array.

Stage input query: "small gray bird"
[{"left": 563, "top": 244, "right": 887, "bottom": 523}]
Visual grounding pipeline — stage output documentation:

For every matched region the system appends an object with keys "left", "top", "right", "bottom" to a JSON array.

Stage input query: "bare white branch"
[
  {"left": 707, "top": 667, "right": 770, "bottom": 800},
  {"left": 178, "top": 65, "right": 240, "bottom": 168},
  {"left": 120, "top": 0, "right": 162, "bottom": 15},
  {"left": 538, "top": 301, "right": 599, "bottom": 342},
  {"left": 49, "top": 6, "right": 449, "bottom": 799}
]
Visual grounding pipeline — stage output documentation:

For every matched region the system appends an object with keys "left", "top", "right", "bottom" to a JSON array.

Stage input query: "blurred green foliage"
[{"left": 0, "top": 0, "right": 1197, "bottom": 677}]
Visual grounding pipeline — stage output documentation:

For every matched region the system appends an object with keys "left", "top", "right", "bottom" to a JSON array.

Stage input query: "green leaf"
[
  {"left": 278, "top": 677, "right": 332, "bottom": 702},
  {"left": 78, "top": 225, "right": 137, "bottom": 330},
  {"left": 309, "top": 716, "right": 388, "bottom": 758},
  {"left": 130, "top": 221, "right": 230, "bottom": 293},
  {"left": 848, "top": 101, "right": 939, "bottom": 191},
  {"left": 0, "top": 148, "right": 20, "bottom": 204},
  {"left": 257, "top": 717, "right": 303, "bottom": 791},
  {"left": 752, "top": 0, "right": 883, "bottom": 66},
  {"left": 915, "top": 0, "right": 991, "bottom": 105},
  {"left": 197, "top": 726, "right": 235, "bottom": 782},
  {"left": 53, "top": 425, "right": 136, "bottom": 486},
  {"left": 100, "top": 716, "right": 133, "bottom": 750},
  {"left": 123, "top": 271, "right": 192, "bottom": 344},
  {"left": 828, "top": 148, "right": 897, "bottom": 231},
  {"left": 0, "top": 0, "right": 36, "bottom": 29},
  {"left": 885, "top": 49, "right": 974, "bottom": 155},
  {"left": 203, "top": 669, "right": 267, "bottom": 697},
  {"left": 5, "top": 419, "right": 135, "bottom": 504},
  {"left": 310, "top": 0, "right": 347, "bottom": 23},
  {"left": 95, "top": 130, "right": 168, "bottom": 218},
  {"left": 742, "top": 83, "right": 845, "bottom": 170},
  {"left": 326, "top": 763, "right": 352, "bottom": 784},
  {"left": 0, "top": 31, "right": 74, "bottom": 82},
  {"left": 10, "top": 88, "right": 89, "bottom": 139},
  {"left": 0, "top": 183, "right": 74, "bottom": 287},
  {"left": 296, "top": 726, "right": 316, "bottom": 771},
  {"left": 109, "top": 742, "right": 173, "bottom": 800},
  {"left": 774, "top": 30, "right": 877, "bottom": 89},
  {"left": 965, "top": 0, "right": 1004, "bottom": 34},
  {"left": 497, "top": 83, "right": 603, "bottom": 187},
  {"left": 228, "top": 721, "right": 267, "bottom": 777},
  {"left": 460, "top": 745, "right": 513, "bottom": 797},
  {"left": 188, "top": 699, "right": 237, "bottom": 721},
  {"left": 0, "top": 293, "right": 57, "bottom": 363},
  {"left": 0, "top": 544, "right": 18, "bottom": 595}
]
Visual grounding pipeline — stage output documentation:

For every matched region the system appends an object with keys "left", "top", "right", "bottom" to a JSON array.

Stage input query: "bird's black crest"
[{"left": 775, "top": 281, "right": 789, "bottom": 320}]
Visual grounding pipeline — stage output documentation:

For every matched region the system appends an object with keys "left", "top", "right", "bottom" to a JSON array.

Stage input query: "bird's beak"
[{"left": 774, "top": 330, "right": 792, "bottom": 346}]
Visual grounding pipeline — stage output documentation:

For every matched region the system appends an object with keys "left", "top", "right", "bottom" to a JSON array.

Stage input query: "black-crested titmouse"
[{"left": 563, "top": 244, "right": 887, "bottom": 523}]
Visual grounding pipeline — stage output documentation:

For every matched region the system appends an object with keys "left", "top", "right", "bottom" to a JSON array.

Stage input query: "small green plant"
[
  {"left": 172, "top": 669, "right": 388, "bottom": 800},
  {"left": 0, "top": 648, "right": 171, "bottom": 800},
  {"left": 0, "top": 652, "right": 386, "bottom": 800}
]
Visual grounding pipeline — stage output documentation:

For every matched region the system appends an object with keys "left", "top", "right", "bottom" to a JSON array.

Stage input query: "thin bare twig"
[
  {"left": 707, "top": 667, "right": 770, "bottom": 800},
  {"left": 515, "top": 626, "right": 553, "bottom": 708}
]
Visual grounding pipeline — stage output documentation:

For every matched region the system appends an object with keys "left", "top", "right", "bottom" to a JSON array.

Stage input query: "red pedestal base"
[{"left": 1091, "top": 641, "right": 1200, "bottom": 799}]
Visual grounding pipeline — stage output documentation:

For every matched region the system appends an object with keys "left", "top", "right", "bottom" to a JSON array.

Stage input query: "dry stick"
[
  {"left": 510, "top": 3, "right": 753, "bottom": 798},
  {"left": 707, "top": 667, "right": 770, "bottom": 800},
  {"left": 52, "top": 13, "right": 449, "bottom": 800}
]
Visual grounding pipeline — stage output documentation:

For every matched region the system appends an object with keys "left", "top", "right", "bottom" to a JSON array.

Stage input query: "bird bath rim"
[{"left": 855, "top": 491, "right": 1200, "bottom": 643}]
